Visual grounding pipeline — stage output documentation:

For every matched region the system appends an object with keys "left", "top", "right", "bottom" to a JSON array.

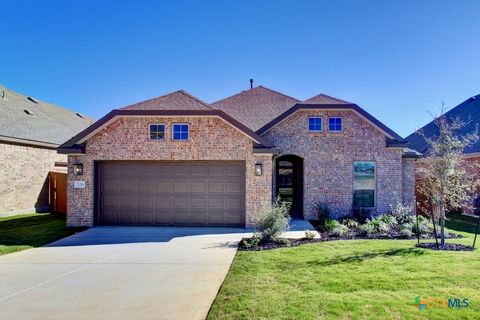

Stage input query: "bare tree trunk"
[
  {"left": 415, "top": 202, "right": 420, "bottom": 244},
  {"left": 440, "top": 206, "right": 446, "bottom": 246},
  {"left": 430, "top": 205, "right": 439, "bottom": 249},
  {"left": 473, "top": 213, "right": 480, "bottom": 248}
]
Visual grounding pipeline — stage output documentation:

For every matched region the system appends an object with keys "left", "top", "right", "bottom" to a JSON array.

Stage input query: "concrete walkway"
[
  {"left": 0, "top": 226, "right": 245, "bottom": 320},
  {"left": 0, "top": 220, "right": 318, "bottom": 320}
]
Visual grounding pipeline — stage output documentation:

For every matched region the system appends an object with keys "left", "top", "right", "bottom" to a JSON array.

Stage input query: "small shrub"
[
  {"left": 330, "top": 224, "right": 348, "bottom": 237},
  {"left": 352, "top": 207, "right": 373, "bottom": 223},
  {"left": 399, "top": 227, "right": 413, "bottom": 238},
  {"left": 241, "top": 234, "right": 260, "bottom": 248},
  {"left": 324, "top": 219, "right": 348, "bottom": 237},
  {"left": 276, "top": 238, "right": 291, "bottom": 245},
  {"left": 412, "top": 216, "right": 431, "bottom": 235},
  {"left": 379, "top": 214, "right": 397, "bottom": 227},
  {"left": 304, "top": 230, "right": 317, "bottom": 240},
  {"left": 361, "top": 217, "right": 390, "bottom": 235},
  {"left": 254, "top": 198, "right": 291, "bottom": 242},
  {"left": 359, "top": 222, "right": 375, "bottom": 236},
  {"left": 341, "top": 218, "right": 359, "bottom": 229},
  {"left": 389, "top": 202, "right": 414, "bottom": 224},
  {"left": 372, "top": 217, "right": 391, "bottom": 233},
  {"left": 314, "top": 201, "right": 331, "bottom": 224},
  {"left": 324, "top": 219, "right": 338, "bottom": 232}
]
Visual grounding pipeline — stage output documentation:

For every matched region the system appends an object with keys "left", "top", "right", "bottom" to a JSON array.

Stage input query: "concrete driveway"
[{"left": 0, "top": 226, "right": 245, "bottom": 320}]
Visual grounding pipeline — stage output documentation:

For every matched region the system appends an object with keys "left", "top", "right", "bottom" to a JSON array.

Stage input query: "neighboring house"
[
  {"left": 406, "top": 94, "right": 480, "bottom": 214},
  {"left": 0, "top": 84, "right": 93, "bottom": 215},
  {"left": 59, "top": 86, "right": 417, "bottom": 227}
]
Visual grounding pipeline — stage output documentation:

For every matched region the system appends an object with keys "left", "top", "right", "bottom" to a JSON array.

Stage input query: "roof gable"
[
  {"left": 58, "top": 109, "right": 275, "bottom": 154},
  {"left": 0, "top": 84, "right": 94, "bottom": 146},
  {"left": 406, "top": 94, "right": 480, "bottom": 154},
  {"left": 121, "top": 90, "right": 212, "bottom": 111},
  {"left": 257, "top": 103, "right": 407, "bottom": 145},
  {"left": 211, "top": 86, "right": 299, "bottom": 131},
  {"left": 302, "top": 93, "right": 351, "bottom": 104}
]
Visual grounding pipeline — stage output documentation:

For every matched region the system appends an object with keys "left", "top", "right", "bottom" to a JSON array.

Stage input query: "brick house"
[
  {"left": 0, "top": 84, "right": 93, "bottom": 215},
  {"left": 59, "top": 86, "right": 417, "bottom": 227},
  {"left": 406, "top": 94, "right": 480, "bottom": 214}
]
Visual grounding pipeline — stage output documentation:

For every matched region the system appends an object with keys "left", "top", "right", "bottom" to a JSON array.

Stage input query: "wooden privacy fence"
[{"left": 49, "top": 172, "right": 67, "bottom": 213}]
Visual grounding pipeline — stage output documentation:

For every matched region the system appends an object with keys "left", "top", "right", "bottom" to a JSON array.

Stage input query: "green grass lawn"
[
  {"left": 0, "top": 213, "right": 84, "bottom": 256},
  {"left": 208, "top": 214, "right": 480, "bottom": 319}
]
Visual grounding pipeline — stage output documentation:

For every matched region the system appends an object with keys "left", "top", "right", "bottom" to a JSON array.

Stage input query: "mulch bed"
[
  {"left": 416, "top": 242, "right": 474, "bottom": 251},
  {"left": 308, "top": 220, "right": 463, "bottom": 241},
  {"left": 317, "top": 231, "right": 463, "bottom": 242},
  {"left": 238, "top": 238, "right": 322, "bottom": 251},
  {"left": 238, "top": 231, "right": 464, "bottom": 251}
]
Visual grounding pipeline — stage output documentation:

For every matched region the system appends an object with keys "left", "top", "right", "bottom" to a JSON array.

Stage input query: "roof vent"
[
  {"left": 76, "top": 112, "right": 85, "bottom": 118},
  {"left": 1, "top": 90, "right": 6, "bottom": 100},
  {"left": 249, "top": 78, "right": 254, "bottom": 89},
  {"left": 24, "top": 109, "right": 34, "bottom": 115},
  {"left": 467, "top": 96, "right": 476, "bottom": 103},
  {"left": 27, "top": 96, "right": 38, "bottom": 103}
]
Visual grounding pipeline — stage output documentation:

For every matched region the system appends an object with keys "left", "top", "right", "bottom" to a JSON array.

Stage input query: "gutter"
[{"left": 0, "top": 135, "right": 59, "bottom": 149}]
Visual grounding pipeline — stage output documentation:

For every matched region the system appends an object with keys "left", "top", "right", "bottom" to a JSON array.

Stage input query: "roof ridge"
[
  {"left": 256, "top": 86, "right": 300, "bottom": 102},
  {"left": 211, "top": 85, "right": 300, "bottom": 105},
  {"left": 316, "top": 93, "right": 352, "bottom": 104},
  {"left": 120, "top": 89, "right": 211, "bottom": 110},
  {"left": 303, "top": 93, "right": 352, "bottom": 104},
  {"left": 177, "top": 89, "right": 213, "bottom": 109}
]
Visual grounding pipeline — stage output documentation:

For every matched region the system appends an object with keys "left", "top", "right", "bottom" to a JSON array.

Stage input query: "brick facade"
[
  {"left": 67, "top": 116, "right": 272, "bottom": 227},
  {"left": 263, "top": 109, "right": 413, "bottom": 219},
  {"left": 0, "top": 142, "right": 66, "bottom": 215}
]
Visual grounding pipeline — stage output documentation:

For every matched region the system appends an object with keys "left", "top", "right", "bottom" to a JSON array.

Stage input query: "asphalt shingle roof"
[
  {"left": 302, "top": 93, "right": 351, "bottom": 104},
  {"left": 0, "top": 84, "right": 94, "bottom": 146},
  {"left": 121, "top": 90, "right": 212, "bottom": 111},
  {"left": 406, "top": 94, "right": 480, "bottom": 154},
  {"left": 211, "top": 86, "right": 300, "bottom": 131}
]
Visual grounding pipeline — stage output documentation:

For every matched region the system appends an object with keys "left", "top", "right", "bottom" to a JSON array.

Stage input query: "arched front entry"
[{"left": 275, "top": 155, "right": 304, "bottom": 218}]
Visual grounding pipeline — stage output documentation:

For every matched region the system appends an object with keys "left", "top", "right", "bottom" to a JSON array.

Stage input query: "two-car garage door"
[{"left": 97, "top": 161, "right": 245, "bottom": 227}]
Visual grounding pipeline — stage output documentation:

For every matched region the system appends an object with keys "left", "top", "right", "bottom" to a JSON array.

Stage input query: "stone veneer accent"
[
  {"left": 67, "top": 116, "right": 272, "bottom": 227},
  {"left": 0, "top": 142, "right": 66, "bottom": 214},
  {"left": 263, "top": 109, "right": 413, "bottom": 219}
]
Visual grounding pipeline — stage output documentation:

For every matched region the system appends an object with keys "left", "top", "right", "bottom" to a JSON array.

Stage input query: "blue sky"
[{"left": 1, "top": 0, "right": 479, "bottom": 137}]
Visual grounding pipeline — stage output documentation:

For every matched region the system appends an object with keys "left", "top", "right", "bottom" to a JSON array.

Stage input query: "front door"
[{"left": 276, "top": 155, "right": 303, "bottom": 218}]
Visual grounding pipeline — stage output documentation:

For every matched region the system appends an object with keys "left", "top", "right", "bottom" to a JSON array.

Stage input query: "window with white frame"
[
  {"left": 328, "top": 117, "right": 342, "bottom": 132},
  {"left": 353, "top": 161, "right": 375, "bottom": 207},
  {"left": 172, "top": 123, "right": 189, "bottom": 140},
  {"left": 149, "top": 124, "right": 165, "bottom": 140},
  {"left": 308, "top": 117, "right": 322, "bottom": 131}
]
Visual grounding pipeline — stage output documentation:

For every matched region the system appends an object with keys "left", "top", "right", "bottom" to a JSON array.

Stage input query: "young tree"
[{"left": 417, "top": 108, "right": 479, "bottom": 246}]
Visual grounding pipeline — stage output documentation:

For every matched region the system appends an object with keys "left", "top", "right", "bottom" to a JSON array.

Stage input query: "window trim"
[
  {"left": 328, "top": 117, "right": 343, "bottom": 132},
  {"left": 352, "top": 161, "right": 376, "bottom": 208},
  {"left": 307, "top": 117, "right": 323, "bottom": 132},
  {"left": 148, "top": 123, "right": 166, "bottom": 141},
  {"left": 172, "top": 123, "right": 190, "bottom": 141}
]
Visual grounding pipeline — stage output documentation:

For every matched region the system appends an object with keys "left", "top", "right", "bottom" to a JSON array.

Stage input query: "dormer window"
[
  {"left": 308, "top": 117, "right": 322, "bottom": 132},
  {"left": 328, "top": 117, "right": 343, "bottom": 132}
]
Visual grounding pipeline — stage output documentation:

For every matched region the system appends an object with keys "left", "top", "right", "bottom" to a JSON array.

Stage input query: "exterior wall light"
[
  {"left": 73, "top": 163, "right": 84, "bottom": 176},
  {"left": 255, "top": 163, "right": 263, "bottom": 176}
]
